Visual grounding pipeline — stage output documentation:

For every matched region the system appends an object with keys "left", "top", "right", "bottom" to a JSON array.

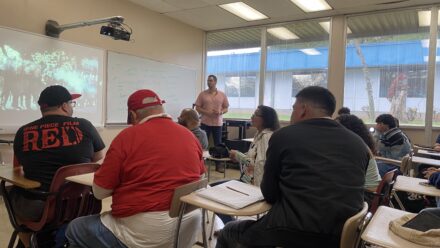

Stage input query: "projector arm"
[{"left": 45, "top": 16, "right": 125, "bottom": 38}]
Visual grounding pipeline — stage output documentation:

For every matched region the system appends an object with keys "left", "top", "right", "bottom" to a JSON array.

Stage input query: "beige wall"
[{"left": 0, "top": 0, "right": 204, "bottom": 162}]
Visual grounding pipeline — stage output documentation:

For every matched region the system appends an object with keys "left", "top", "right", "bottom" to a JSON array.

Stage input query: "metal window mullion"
[
  {"left": 425, "top": 6, "right": 438, "bottom": 145},
  {"left": 259, "top": 27, "right": 267, "bottom": 106}
]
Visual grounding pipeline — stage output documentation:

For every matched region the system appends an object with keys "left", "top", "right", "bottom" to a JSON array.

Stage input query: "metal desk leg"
[
  {"left": 174, "top": 202, "right": 187, "bottom": 248},
  {"left": 201, "top": 209, "right": 208, "bottom": 248},
  {"left": 391, "top": 190, "right": 406, "bottom": 210}
]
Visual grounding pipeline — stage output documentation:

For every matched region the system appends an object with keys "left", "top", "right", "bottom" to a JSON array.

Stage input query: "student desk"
[
  {"left": 0, "top": 165, "right": 40, "bottom": 189},
  {"left": 411, "top": 156, "right": 440, "bottom": 167},
  {"left": 361, "top": 206, "right": 431, "bottom": 248},
  {"left": 392, "top": 175, "right": 440, "bottom": 210},
  {"left": 176, "top": 192, "right": 271, "bottom": 248},
  {"left": 0, "top": 165, "right": 41, "bottom": 247},
  {"left": 203, "top": 151, "right": 229, "bottom": 181},
  {"left": 65, "top": 172, "right": 111, "bottom": 212},
  {"left": 417, "top": 149, "right": 440, "bottom": 158}
]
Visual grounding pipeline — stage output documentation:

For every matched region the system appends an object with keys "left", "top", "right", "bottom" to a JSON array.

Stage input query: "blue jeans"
[
  {"left": 65, "top": 214, "right": 127, "bottom": 248},
  {"left": 201, "top": 124, "right": 222, "bottom": 146},
  {"left": 377, "top": 161, "right": 401, "bottom": 178}
]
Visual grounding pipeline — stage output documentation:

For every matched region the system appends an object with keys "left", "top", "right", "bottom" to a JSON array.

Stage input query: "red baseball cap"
[{"left": 127, "top": 89, "right": 165, "bottom": 111}]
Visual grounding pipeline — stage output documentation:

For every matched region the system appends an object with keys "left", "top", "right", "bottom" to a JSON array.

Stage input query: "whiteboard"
[
  {"left": 0, "top": 26, "right": 105, "bottom": 133},
  {"left": 106, "top": 51, "right": 197, "bottom": 124}
]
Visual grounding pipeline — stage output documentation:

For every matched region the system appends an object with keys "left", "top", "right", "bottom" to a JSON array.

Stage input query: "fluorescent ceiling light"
[
  {"left": 267, "top": 27, "right": 299, "bottom": 40},
  {"left": 290, "top": 0, "right": 332, "bottom": 12},
  {"left": 300, "top": 48, "right": 321, "bottom": 55},
  {"left": 207, "top": 47, "right": 261, "bottom": 56},
  {"left": 319, "top": 21, "right": 352, "bottom": 34},
  {"left": 219, "top": 2, "right": 268, "bottom": 21},
  {"left": 418, "top": 10, "right": 440, "bottom": 27}
]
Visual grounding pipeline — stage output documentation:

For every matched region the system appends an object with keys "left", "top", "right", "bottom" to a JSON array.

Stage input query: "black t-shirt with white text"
[{"left": 14, "top": 115, "right": 105, "bottom": 191}]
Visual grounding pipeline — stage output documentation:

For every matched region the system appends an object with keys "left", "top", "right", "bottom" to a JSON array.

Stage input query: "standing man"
[
  {"left": 12, "top": 85, "right": 105, "bottom": 246},
  {"left": 216, "top": 86, "right": 369, "bottom": 248},
  {"left": 195, "top": 75, "right": 229, "bottom": 172},
  {"left": 66, "top": 89, "right": 205, "bottom": 248},
  {"left": 178, "top": 108, "right": 209, "bottom": 150}
]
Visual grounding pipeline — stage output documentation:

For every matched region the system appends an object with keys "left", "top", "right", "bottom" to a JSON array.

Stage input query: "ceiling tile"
[
  {"left": 165, "top": 5, "right": 246, "bottom": 30},
  {"left": 245, "top": 0, "right": 306, "bottom": 19},
  {"left": 163, "top": 0, "right": 210, "bottom": 10},
  {"left": 127, "top": 0, "right": 179, "bottom": 13}
]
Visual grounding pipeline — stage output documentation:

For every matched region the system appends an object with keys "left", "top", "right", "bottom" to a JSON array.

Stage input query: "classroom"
[{"left": 1, "top": 0, "right": 440, "bottom": 247}]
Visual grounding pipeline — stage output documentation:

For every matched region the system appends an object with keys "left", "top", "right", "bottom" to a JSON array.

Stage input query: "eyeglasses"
[{"left": 69, "top": 101, "right": 76, "bottom": 107}]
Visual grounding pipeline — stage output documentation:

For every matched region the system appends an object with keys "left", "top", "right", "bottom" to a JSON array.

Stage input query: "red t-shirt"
[{"left": 94, "top": 116, "right": 205, "bottom": 217}]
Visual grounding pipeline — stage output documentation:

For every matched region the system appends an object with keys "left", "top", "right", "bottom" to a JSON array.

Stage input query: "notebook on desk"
[{"left": 196, "top": 180, "right": 264, "bottom": 209}]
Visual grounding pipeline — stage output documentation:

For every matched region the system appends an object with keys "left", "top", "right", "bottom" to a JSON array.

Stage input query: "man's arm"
[
  {"left": 92, "top": 183, "right": 113, "bottom": 199},
  {"left": 92, "top": 149, "right": 105, "bottom": 162}
]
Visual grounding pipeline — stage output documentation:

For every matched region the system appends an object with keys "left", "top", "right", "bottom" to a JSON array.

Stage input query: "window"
[
  {"left": 292, "top": 71, "right": 327, "bottom": 96},
  {"left": 206, "top": 28, "right": 261, "bottom": 119},
  {"left": 264, "top": 20, "right": 330, "bottom": 121},
  {"left": 344, "top": 9, "right": 430, "bottom": 125},
  {"left": 379, "top": 66, "right": 427, "bottom": 98},
  {"left": 433, "top": 10, "right": 440, "bottom": 126},
  {"left": 225, "top": 76, "right": 256, "bottom": 97}
]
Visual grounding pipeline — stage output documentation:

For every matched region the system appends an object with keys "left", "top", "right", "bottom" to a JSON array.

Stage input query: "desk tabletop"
[
  {"left": 0, "top": 165, "right": 40, "bottom": 189},
  {"left": 180, "top": 192, "right": 271, "bottom": 216},
  {"left": 65, "top": 172, "right": 94, "bottom": 187},
  {"left": 417, "top": 149, "right": 440, "bottom": 158},
  {"left": 412, "top": 156, "right": 440, "bottom": 167},
  {"left": 361, "top": 206, "right": 430, "bottom": 248},
  {"left": 394, "top": 176, "right": 440, "bottom": 197}
]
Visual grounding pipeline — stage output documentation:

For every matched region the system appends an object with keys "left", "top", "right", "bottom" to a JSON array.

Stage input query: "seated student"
[
  {"left": 433, "top": 134, "right": 440, "bottom": 151},
  {"left": 424, "top": 167, "right": 440, "bottom": 207},
  {"left": 178, "top": 108, "right": 208, "bottom": 150},
  {"left": 375, "top": 114, "right": 411, "bottom": 176},
  {"left": 337, "top": 106, "right": 351, "bottom": 116},
  {"left": 229, "top": 105, "right": 280, "bottom": 186},
  {"left": 216, "top": 86, "right": 368, "bottom": 248},
  {"left": 66, "top": 89, "right": 205, "bottom": 248},
  {"left": 335, "top": 114, "right": 381, "bottom": 192}
]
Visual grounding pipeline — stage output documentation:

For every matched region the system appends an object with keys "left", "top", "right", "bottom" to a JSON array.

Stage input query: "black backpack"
[{"left": 209, "top": 143, "right": 230, "bottom": 158}]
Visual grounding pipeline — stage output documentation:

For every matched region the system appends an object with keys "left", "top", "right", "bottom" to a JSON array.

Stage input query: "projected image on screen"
[{"left": 0, "top": 27, "right": 104, "bottom": 132}]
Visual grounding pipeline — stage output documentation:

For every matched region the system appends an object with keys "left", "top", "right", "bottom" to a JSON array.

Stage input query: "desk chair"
[
  {"left": 2, "top": 163, "right": 101, "bottom": 248},
  {"left": 340, "top": 202, "right": 369, "bottom": 248},
  {"left": 170, "top": 178, "right": 208, "bottom": 248},
  {"left": 366, "top": 169, "right": 397, "bottom": 214}
]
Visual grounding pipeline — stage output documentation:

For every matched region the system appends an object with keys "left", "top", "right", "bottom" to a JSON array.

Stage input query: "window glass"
[
  {"left": 344, "top": 9, "right": 430, "bottom": 125},
  {"left": 264, "top": 20, "right": 330, "bottom": 121},
  {"left": 206, "top": 28, "right": 261, "bottom": 119}
]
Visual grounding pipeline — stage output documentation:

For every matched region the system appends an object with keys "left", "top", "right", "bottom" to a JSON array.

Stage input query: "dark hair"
[
  {"left": 257, "top": 105, "right": 280, "bottom": 131},
  {"left": 336, "top": 114, "right": 377, "bottom": 154},
  {"left": 295, "top": 86, "right": 336, "bottom": 116},
  {"left": 375, "top": 114, "right": 396, "bottom": 129},
  {"left": 394, "top": 117, "right": 400, "bottom": 128},
  {"left": 208, "top": 75, "right": 217, "bottom": 82},
  {"left": 337, "top": 107, "right": 351, "bottom": 115}
]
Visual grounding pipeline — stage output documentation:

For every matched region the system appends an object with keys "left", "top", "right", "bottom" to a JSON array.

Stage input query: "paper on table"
[{"left": 196, "top": 180, "right": 264, "bottom": 209}]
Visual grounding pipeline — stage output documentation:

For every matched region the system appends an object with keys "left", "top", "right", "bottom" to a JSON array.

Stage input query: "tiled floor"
[{"left": 0, "top": 165, "right": 241, "bottom": 247}]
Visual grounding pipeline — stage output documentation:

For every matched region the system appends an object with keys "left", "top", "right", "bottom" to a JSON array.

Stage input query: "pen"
[{"left": 226, "top": 186, "right": 249, "bottom": 196}]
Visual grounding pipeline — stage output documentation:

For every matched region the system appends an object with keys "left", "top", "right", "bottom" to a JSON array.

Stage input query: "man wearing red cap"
[
  {"left": 11, "top": 85, "right": 105, "bottom": 246},
  {"left": 66, "top": 89, "right": 206, "bottom": 248}
]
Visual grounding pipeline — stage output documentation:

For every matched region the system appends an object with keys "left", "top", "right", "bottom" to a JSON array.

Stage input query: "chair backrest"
[
  {"left": 369, "top": 169, "right": 397, "bottom": 214},
  {"left": 340, "top": 202, "right": 368, "bottom": 248},
  {"left": 169, "top": 178, "right": 208, "bottom": 218},
  {"left": 22, "top": 163, "right": 101, "bottom": 231}
]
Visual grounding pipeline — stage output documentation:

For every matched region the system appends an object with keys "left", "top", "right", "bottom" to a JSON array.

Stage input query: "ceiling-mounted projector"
[
  {"left": 46, "top": 16, "right": 132, "bottom": 42},
  {"left": 100, "top": 25, "right": 131, "bottom": 41}
]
